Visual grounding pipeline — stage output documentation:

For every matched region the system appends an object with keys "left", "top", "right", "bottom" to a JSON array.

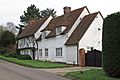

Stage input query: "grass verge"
[
  {"left": 0, "top": 55, "right": 70, "bottom": 68},
  {"left": 64, "top": 69, "right": 120, "bottom": 80}
]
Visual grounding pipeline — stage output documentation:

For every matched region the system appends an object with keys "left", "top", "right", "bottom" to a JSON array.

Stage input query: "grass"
[
  {"left": 0, "top": 55, "right": 70, "bottom": 68},
  {"left": 64, "top": 69, "right": 120, "bottom": 80}
]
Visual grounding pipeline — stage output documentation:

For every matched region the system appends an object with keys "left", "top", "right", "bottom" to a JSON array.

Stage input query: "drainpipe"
[{"left": 77, "top": 43, "right": 79, "bottom": 66}]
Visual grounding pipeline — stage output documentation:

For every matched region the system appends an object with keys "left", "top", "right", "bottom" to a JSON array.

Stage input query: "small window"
[
  {"left": 39, "top": 49, "right": 42, "bottom": 57},
  {"left": 42, "top": 31, "right": 47, "bottom": 39},
  {"left": 56, "top": 48, "right": 62, "bottom": 57},
  {"left": 29, "top": 37, "right": 32, "bottom": 43},
  {"left": 45, "top": 48, "right": 48, "bottom": 57},
  {"left": 56, "top": 27, "right": 62, "bottom": 35}
]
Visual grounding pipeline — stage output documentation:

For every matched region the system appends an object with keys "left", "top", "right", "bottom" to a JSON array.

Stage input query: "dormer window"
[
  {"left": 42, "top": 31, "right": 47, "bottom": 39},
  {"left": 56, "top": 27, "right": 62, "bottom": 35},
  {"left": 56, "top": 26, "right": 66, "bottom": 35},
  {"left": 41, "top": 30, "right": 51, "bottom": 39}
]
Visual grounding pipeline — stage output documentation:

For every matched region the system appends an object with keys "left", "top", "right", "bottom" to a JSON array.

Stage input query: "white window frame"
[
  {"left": 45, "top": 48, "right": 48, "bottom": 57},
  {"left": 56, "top": 27, "right": 62, "bottom": 35},
  {"left": 42, "top": 31, "right": 47, "bottom": 39},
  {"left": 56, "top": 48, "right": 62, "bottom": 57}
]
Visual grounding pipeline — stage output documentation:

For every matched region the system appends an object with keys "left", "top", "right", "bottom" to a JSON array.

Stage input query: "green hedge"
[
  {"left": 102, "top": 12, "right": 120, "bottom": 77},
  {"left": 4, "top": 51, "right": 18, "bottom": 58},
  {"left": 17, "top": 54, "right": 32, "bottom": 60}
]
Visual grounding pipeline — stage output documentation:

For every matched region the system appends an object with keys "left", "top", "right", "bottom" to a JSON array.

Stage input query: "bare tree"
[{"left": 6, "top": 22, "right": 18, "bottom": 34}]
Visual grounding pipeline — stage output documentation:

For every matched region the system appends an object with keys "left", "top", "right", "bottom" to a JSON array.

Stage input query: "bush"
[
  {"left": 103, "top": 12, "right": 120, "bottom": 77},
  {"left": 0, "top": 47, "right": 10, "bottom": 54},
  {"left": 4, "top": 51, "right": 19, "bottom": 58},
  {"left": 17, "top": 55, "right": 32, "bottom": 60}
]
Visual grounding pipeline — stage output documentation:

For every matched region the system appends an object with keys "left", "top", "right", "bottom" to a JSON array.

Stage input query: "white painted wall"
[
  {"left": 34, "top": 16, "right": 52, "bottom": 39},
  {"left": 79, "top": 13, "right": 103, "bottom": 52},
  {"left": 65, "top": 45, "right": 78, "bottom": 64},
  {"left": 37, "top": 34, "right": 68, "bottom": 62}
]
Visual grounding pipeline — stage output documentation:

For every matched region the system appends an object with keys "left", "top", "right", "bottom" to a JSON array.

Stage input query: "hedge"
[{"left": 102, "top": 12, "right": 120, "bottom": 77}]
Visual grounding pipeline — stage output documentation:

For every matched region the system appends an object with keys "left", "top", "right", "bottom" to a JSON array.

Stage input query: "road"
[{"left": 0, "top": 60, "right": 70, "bottom": 80}]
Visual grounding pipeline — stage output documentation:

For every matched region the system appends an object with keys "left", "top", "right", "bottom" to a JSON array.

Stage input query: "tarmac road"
[{"left": 0, "top": 60, "right": 70, "bottom": 80}]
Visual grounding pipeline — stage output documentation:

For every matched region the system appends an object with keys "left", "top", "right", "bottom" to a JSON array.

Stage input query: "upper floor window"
[
  {"left": 56, "top": 26, "right": 66, "bottom": 35},
  {"left": 41, "top": 30, "right": 51, "bottom": 39},
  {"left": 56, "top": 27, "right": 62, "bottom": 35},
  {"left": 42, "top": 31, "right": 47, "bottom": 39},
  {"left": 28, "top": 37, "right": 33, "bottom": 43}
]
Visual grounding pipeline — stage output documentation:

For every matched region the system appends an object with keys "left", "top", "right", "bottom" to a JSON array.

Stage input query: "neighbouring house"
[{"left": 17, "top": 6, "right": 103, "bottom": 65}]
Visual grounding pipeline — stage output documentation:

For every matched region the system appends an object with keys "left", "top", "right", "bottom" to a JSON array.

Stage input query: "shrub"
[
  {"left": 102, "top": 12, "right": 120, "bottom": 77},
  {"left": 0, "top": 47, "right": 10, "bottom": 54},
  {"left": 18, "top": 55, "right": 32, "bottom": 60},
  {"left": 4, "top": 51, "right": 19, "bottom": 58}
]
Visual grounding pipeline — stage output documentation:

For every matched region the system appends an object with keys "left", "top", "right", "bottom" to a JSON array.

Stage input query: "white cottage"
[{"left": 17, "top": 6, "right": 103, "bottom": 65}]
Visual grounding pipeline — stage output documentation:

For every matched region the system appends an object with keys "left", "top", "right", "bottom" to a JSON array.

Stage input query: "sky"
[{"left": 0, "top": 0, "right": 120, "bottom": 26}]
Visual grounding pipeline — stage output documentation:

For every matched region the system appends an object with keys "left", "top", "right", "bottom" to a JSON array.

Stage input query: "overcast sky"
[{"left": 0, "top": 0, "right": 120, "bottom": 26}]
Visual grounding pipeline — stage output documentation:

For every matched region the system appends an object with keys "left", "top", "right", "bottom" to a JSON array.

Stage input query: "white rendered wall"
[
  {"left": 65, "top": 45, "right": 78, "bottom": 64},
  {"left": 34, "top": 16, "right": 52, "bottom": 39},
  {"left": 37, "top": 35, "right": 67, "bottom": 63},
  {"left": 79, "top": 13, "right": 103, "bottom": 51}
]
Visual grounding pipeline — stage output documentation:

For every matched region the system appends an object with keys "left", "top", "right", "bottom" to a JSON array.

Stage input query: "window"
[
  {"left": 39, "top": 49, "right": 42, "bottom": 57},
  {"left": 56, "top": 48, "right": 62, "bottom": 57},
  {"left": 45, "top": 48, "right": 48, "bottom": 57},
  {"left": 29, "top": 37, "right": 32, "bottom": 43},
  {"left": 42, "top": 31, "right": 47, "bottom": 39},
  {"left": 56, "top": 27, "right": 62, "bottom": 35}
]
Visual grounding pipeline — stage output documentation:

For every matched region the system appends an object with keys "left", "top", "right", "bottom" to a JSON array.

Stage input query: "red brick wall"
[{"left": 79, "top": 48, "right": 85, "bottom": 67}]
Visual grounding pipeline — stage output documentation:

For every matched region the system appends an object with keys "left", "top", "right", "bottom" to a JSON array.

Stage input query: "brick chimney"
[{"left": 63, "top": 6, "right": 71, "bottom": 14}]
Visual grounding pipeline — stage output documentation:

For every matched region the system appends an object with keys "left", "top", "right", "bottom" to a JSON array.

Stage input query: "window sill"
[
  {"left": 55, "top": 56, "right": 63, "bottom": 58},
  {"left": 45, "top": 56, "right": 49, "bottom": 58}
]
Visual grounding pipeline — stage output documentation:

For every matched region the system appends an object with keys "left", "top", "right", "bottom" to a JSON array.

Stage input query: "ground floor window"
[
  {"left": 45, "top": 48, "right": 48, "bottom": 57},
  {"left": 39, "top": 49, "right": 42, "bottom": 57},
  {"left": 56, "top": 48, "right": 62, "bottom": 57}
]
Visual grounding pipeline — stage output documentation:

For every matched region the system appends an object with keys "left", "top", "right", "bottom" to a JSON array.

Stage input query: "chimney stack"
[{"left": 63, "top": 6, "right": 71, "bottom": 14}]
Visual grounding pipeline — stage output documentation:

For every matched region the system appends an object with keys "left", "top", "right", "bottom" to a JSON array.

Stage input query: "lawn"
[
  {"left": 0, "top": 55, "right": 70, "bottom": 68},
  {"left": 64, "top": 69, "right": 120, "bottom": 80}
]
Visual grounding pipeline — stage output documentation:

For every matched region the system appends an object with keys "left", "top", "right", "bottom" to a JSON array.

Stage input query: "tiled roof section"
[
  {"left": 65, "top": 12, "right": 99, "bottom": 45},
  {"left": 43, "top": 6, "right": 86, "bottom": 38},
  {"left": 18, "top": 17, "right": 49, "bottom": 39}
]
